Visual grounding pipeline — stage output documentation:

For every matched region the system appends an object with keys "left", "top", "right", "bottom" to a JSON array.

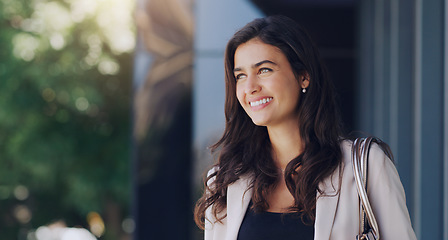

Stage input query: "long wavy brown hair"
[{"left": 194, "top": 15, "right": 343, "bottom": 228}]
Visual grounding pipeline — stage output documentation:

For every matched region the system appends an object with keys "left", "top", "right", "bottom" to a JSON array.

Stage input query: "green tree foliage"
[{"left": 0, "top": 0, "right": 134, "bottom": 239}]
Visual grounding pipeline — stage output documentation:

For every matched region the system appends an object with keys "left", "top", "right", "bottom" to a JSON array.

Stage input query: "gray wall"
[{"left": 357, "top": 0, "right": 447, "bottom": 239}]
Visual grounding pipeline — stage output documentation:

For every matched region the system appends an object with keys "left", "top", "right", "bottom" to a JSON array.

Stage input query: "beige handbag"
[{"left": 352, "top": 137, "right": 382, "bottom": 240}]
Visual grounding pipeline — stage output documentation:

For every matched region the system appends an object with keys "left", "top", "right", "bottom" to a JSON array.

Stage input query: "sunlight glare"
[
  {"left": 11, "top": 0, "right": 135, "bottom": 61},
  {"left": 98, "top": 58, "right": 120, "bottom": 75},
  {"left": 95, "top": 0, "right": 135, "bottom": 54},
  {"left": 50, "top": 33, "right": 65, "bottom": 50},
  {"left": 69, "top": 0, "right": 99, "bottom": 23},
  {"left": 34, "top": 1, "right": 73, "bottom": 33},
  {"left": 12, "top": 33, "right": 39, "bottom": 61}
]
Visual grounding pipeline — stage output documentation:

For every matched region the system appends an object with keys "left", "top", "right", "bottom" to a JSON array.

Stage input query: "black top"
[{"left": 237, "top": 202, "right": 314, "bottom": 240}]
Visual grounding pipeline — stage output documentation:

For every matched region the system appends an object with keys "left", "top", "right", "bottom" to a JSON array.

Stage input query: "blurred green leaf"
[{"left": 0, "top": 0, "right": 134, "bottom": 239}]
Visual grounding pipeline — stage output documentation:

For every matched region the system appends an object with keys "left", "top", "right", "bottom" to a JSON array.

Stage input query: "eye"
[
  {"left": 259, "top": 68, "right": 272, "bottom": 74},
  {"left": 235, "top": 73, "right": 246, "bottom": 81}
]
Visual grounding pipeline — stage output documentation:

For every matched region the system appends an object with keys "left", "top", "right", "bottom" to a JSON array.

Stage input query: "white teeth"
[{"left": 250, "top": 97, "right": 272, "bottom": 107}]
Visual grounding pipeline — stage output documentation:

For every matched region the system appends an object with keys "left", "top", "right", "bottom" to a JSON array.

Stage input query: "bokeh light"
[
  {"left": 8, "top": 0, "right": 135, "bottom": 74},
  {"left": 13, "top": 185, "right": 29, "bottom": 201},
  {"left": 87, "top": 212, "right": 105, "bottom": 238},
  {"left": 0, "top": 0, "right": 135, "bottom": 239}
]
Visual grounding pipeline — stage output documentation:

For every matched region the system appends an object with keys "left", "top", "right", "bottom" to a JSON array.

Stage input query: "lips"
[{"left": 249, "top": 97, "right": 273, "bottom": 107}]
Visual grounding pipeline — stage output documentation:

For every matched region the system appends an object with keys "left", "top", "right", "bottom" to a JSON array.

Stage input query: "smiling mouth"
[{"left": 250, "top": 97, "right": 273, "bottom": 107}]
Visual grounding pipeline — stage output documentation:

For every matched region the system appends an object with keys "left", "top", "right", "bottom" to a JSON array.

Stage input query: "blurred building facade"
[
  {"left": 133, "top": 0, "right": 193, "bottom": 239},
  {"left": 133, "top": 0, "right": 448, "bottom": 239}
]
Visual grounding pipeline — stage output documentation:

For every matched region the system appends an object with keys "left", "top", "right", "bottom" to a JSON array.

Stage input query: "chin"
[{"left": 251, "top": 118, "right": 269, "bottom": 127}]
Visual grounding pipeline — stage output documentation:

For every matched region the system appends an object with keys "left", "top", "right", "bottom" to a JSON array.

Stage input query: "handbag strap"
[{"left": 352, "top": 137, "right": 380, "bottom": 239}]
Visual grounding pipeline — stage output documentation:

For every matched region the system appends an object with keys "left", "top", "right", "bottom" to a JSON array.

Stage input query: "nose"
[{"left": 244, "top": 75, "right": 261, "bottom": 94}]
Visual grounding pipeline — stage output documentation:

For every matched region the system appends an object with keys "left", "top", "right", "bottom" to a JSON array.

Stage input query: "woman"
[{"left": 194, "top": 15, "right": 416, "bottom": 240}]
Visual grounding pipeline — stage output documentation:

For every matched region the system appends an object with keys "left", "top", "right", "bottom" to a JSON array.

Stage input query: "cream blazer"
[{"left": 204, "top": 141, "right": 417, "bottom": 240}]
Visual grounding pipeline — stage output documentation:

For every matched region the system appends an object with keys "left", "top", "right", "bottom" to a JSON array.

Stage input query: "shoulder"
[
  {"left": 339, "top": 139, "right": 394, "bottom": 170},
  {"left": 339, "top": 138, "right": 405, "bottom": 202},
  {"left": 338, "top": 138, "right": 400, "bottom": 194},
  {"left": 319, "top": 139, "right": 394, "bottom": 192},
  {"left": 334, "top": 140, "right": 416, "bottom": 239}
]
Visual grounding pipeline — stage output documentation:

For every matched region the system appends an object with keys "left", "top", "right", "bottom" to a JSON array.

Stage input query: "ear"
[{"left": 301, "top": 71, "right": 310, "bottom": 88}]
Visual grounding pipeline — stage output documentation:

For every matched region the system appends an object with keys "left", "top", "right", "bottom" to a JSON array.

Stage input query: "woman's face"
[{"left": 234, "top": 38, "right": 309, "bottom": 127}]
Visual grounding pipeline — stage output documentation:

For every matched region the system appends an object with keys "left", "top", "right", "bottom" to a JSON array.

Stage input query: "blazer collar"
[
  {"left": 223, "top": 167, "right": 341, "bottom": 240},
  {"left": 225, "top": 175, "right": 253, "bottom": 240},
  {"left": 314, "top": 164, "right": 341, "bottom": 240}
]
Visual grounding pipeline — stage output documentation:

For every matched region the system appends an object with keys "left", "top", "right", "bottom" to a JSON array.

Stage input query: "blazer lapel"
[
  {"left": 314, "top": 166, "right": 341, "bottom": 240},
  {"left": 222, "top": 167, "right": 341, "bottom": 240},
  {"left": 225, "top": 175, "right": 253, "bottom": 240}
]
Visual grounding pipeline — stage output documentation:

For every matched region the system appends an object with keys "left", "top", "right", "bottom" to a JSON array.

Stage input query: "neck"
[{"left": 267, "top": 120, "right": 303, "bottom": 171}]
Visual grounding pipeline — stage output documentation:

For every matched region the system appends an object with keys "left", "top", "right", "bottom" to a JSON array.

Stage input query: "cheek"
[
  {"left": 235, "top": 84, "right": 245, "bottom": 105},
  {"left": 288, "top": 86, "right": 301, "bottom": 104}
]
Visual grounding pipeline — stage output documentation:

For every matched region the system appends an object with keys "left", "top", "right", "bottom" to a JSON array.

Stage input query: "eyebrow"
[{"left": 233, "top": 60, "right": 277, "bottom": 73}]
